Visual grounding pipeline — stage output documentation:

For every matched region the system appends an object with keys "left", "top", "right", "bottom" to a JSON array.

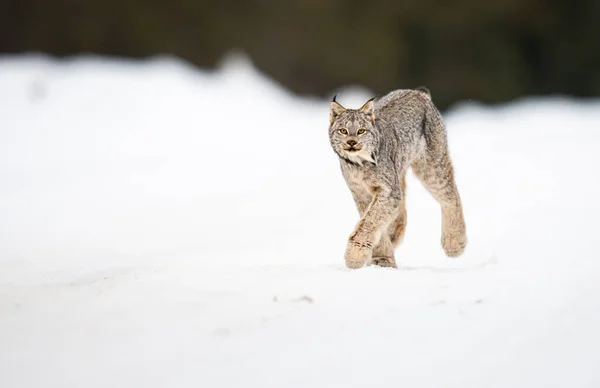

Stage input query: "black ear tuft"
[
  {"left": 330, "top": 97, "right": 346, "bottom": 124},
  {"left": 332, "top": 94, "right": 338, "bottom": 103}
]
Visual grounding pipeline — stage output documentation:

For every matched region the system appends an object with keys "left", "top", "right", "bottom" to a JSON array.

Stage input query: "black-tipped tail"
[{"left": 415, "top": 86, "right": 431, "bottom": 96}]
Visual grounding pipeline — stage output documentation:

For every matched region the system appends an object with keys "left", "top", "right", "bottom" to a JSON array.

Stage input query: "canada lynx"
[{"left": 329, "top": 88, "right": 467, "bottom": 269}]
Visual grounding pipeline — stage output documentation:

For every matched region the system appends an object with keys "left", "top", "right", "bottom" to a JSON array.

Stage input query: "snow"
[{"left": 1, "top": 53, "right": 599, "bottom": 387}]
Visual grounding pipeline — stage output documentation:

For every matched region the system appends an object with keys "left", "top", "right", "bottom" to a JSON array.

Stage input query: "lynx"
[{"left": 329, "top": 88, "right": 467, "bottom": 269}]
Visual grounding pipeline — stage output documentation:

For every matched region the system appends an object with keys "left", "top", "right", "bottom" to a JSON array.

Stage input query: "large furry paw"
[
  {"left": 442, "top": 233, "right": 467, "bottom": 257},
  {"left": 344, "top": 242, "right": 372, "bottom": 269},
  {"left": 371, "top": 256, "right": 397, "bottom": 268}
]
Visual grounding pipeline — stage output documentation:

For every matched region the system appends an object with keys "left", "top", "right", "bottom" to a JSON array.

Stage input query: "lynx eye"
[
  {"left": 357, "top": 128, "right": 366, "bottom": 135},
  {"left": 338, "top": 128, "right": 348, "bottom": 135}
]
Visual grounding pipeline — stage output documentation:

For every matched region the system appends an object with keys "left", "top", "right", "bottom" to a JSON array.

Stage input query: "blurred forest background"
[{"left": 1, "top": 0, "right": 599, "bottom": 109}]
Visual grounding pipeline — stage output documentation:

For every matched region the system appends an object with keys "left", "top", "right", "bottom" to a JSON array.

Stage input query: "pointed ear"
[
  {"left": 330, "top": 95, "right": 346, "bottom": 124},
  {"left": 359, "top": 97, "right": 376, "bottom": 123}
]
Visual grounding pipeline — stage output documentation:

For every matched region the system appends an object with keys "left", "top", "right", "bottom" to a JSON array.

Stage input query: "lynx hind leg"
[
  {"left": 388, "top": 173, "right": 407, "bottom": 247},
  {"left": 412, "top": 153, "right": 467, "bottom": 257}
]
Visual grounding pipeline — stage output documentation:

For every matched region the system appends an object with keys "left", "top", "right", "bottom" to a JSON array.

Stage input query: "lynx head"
[{"left": 329, "top": 96, "right": 378, "bottom": 165}]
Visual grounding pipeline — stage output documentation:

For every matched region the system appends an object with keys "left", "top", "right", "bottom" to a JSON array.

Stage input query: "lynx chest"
[{"left": 340, "top": 162, "right": 378, "bottom": 202}]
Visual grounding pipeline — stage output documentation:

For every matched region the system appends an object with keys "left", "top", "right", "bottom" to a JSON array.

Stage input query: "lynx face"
[{"left": 329, "top": 98, "right": 378, "bottom": 164}]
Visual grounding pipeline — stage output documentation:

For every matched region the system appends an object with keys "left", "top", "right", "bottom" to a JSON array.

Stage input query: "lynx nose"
[{"left": 347, "top": 140, "right": 357, "bottom": 147}]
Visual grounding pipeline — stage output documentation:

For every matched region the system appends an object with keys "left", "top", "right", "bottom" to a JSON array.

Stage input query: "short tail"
[{"left": 415, "top": 86, "right": 431, "bottom": 99}]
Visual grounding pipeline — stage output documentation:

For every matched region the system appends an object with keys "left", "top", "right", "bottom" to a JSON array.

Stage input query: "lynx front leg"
[
  {"left": 349, "top": 189, "right": 396, "bottom": 268},
  {"left": 371, "top": 174, "right": 406, "bottom": 268},
  {"left": 371, "top": 234, "right": 397, "bottom": 268},
  {"left": 345, "top": 189, "right": 401, "bottom": 269},
  {"left": 388, "top": 173, "right": 408, "bottom": 248}
]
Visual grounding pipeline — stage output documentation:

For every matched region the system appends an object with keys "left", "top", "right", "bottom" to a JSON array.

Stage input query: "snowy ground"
[{"left": 1, "top": 54, "right": 599, "bottom": 388}]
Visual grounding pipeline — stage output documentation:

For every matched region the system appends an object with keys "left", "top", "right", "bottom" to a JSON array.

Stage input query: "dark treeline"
[{"left": 1, "top": 0, "right": 599, "bottom": 109}]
